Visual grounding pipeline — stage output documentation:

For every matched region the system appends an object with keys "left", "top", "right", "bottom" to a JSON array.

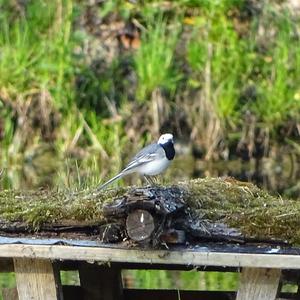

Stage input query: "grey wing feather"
[
  {"left": 97, "top": 143, "right": 163, "bottom": 190},
  {"left": 124, "top": 143, "right": 163, "bottom": 171}
]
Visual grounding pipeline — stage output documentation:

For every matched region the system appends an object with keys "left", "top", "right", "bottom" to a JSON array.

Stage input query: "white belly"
[{"left": 138, "top": 157, "right": 170, "bottom": 176}]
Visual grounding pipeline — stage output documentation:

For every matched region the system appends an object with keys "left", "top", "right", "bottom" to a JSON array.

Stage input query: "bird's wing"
[
  {"left": 97, "top": 143, "right": 164, "bottom": 190},
  {"left": 123, "top": 143, "right": 164, "bottom": 171}
]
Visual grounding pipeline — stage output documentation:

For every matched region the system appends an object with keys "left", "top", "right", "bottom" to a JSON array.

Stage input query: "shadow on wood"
[{"left": 79, "top": 262, "right": 123, "bottom": 300}]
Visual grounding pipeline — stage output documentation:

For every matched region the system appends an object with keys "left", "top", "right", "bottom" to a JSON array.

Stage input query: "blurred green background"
[
  {"left": 0, "top": 0, "right": 299, "bottom": 193},
  {"left": 0, "top": 0, "right": 300, "bottom": 296}
]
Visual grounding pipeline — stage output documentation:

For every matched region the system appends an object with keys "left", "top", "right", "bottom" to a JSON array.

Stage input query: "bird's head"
[{"left": 157, "top": 133, "right": 174, "bottom": 145}]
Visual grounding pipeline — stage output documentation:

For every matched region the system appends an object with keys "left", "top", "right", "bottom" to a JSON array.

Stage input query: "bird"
[{"left": 97, "top": 133, "right": 175, "bottom": 190}]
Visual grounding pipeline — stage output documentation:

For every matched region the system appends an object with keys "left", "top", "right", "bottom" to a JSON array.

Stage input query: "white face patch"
[{"left": 158, "top": 133, "right": 173, "bottom": 145}]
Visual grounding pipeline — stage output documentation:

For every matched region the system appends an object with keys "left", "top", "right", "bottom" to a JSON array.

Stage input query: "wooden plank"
[
  {"left": 236, "top": 268, "right": 281, "bottom": 300},
  {"left": 58, "top": 260, "right": 238, "bottom": 272},
  {"left": 79, "top": 262, "right": 123, "bottom": 300},
  {"left": 1, "top": 287, "right": 18, "bottom": 300},
  {"left": 53, "top": 263, "right": 64, "bottom": 300},
  {"left": 14, "top": 258, "right": 61, "bottom": 300},
  {"left": 0, "top": 244, "right": 299, "bottom": 269}
]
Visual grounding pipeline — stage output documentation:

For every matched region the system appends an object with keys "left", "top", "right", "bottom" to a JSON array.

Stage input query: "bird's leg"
[
  {"left": 144, "top": 176, "right": 155, "bottom": 186},
  {"left": 148, "top": 175, "right": 160, "bottom": 185},
  {"left": 144, "top": 176, "right": 151, "bottom": 186},
  {"left": 153, "top": 175, "right": 160, "bottom": 185}
]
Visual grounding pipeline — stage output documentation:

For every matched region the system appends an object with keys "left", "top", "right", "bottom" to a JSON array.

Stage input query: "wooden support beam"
[
  {"left": 1, "top": 244, "right": 300, "bottom": 269},
  {"left": 236, "top": 268, "right": 281, "bottom": 300},
  {"left": 1, "top": 287, "right": 18, "bottom": 300},
  {"left": 79, "top": 262, "right": 123, "bottom": 300},
  {"left": 13, "top": 258, "right": 62, "bottom": 300}
]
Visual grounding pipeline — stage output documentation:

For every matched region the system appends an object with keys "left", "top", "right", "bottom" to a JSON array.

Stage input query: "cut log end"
[{"left": 126, "top": 209, "right": 155, "bottom": 242}]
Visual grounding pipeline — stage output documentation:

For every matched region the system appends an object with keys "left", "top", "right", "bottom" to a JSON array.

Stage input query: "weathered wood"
[
  {"left": 126, "top": 209, "right": 155, "bottom": 242},
  {"left": 99, "top": 223, "right": 124, "bottom": 243},
  {"left": 53, "top": 263, "right": 64, "bottom": 300},
  {"left": 0, "top": 221, "right": 101, "bottom": 234},
  {"left": 160, "top": 229, "right": 186, "bottom": 244},
  {"left": 236, "top": 268, "right": 281, "bottom": 300},
  {"left": 1, "top": 288, "right": 18, "bottom": 300},
  {"left": 79, "top": 262, "right": 123, "bottom": 300},
  {"left": 14, "top": 258, "right": 61, "bottom": 300},
  {"left": 0, "top": 244, "right": 299, "bottom": 269},
  {"left": 105, "top": 186, "right": 188, "bottom": 245}
]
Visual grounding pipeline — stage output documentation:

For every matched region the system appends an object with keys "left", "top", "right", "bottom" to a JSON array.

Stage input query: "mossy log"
[{"left": 0, "top": 178, "right": 300, "bottom": 246}]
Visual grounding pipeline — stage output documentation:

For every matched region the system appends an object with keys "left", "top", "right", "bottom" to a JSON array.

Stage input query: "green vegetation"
[
  {"left": 0, "top": 0, "right": 299, "bottom": 191},
  {"left": 0, "top": 186, "right": 126, "bottom": 228},
  {"left": 123, "top": 269, "right": 238, "bottom": 290},
  {"left": 188, "top": 177, "right": 300, "bottom": 244},
  {"left": 135, "top": 15, "right": 181, "bottom": 101}
]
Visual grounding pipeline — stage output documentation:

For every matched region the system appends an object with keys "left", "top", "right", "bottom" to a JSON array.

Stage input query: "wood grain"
[
  {"left": 0, "top": 245, "right": 299, "bottom": 269},
  {"left": 1, "top": 287, "right": 19, "bottom": 300},
  {"left": 236, "top": 268, "right": 281, "bottom": 300},
  {"left": 126, "top": 209, "right": 155, "bottom": 242},
  {"left": 14, "top": 258, "right": 60, "bottom": 300}
]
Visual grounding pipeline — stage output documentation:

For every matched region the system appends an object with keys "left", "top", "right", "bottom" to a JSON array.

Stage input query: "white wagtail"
[{"left": 97, "top": 133, "right": 175, "bottom": 190}]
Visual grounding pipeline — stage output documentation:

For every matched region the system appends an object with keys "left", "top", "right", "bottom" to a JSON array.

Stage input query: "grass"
[
  {"left": 0, "top": 0, "right": 299, "bottom": 170},
  {"left": 124, "top": 270, "right": 238, "bottom": 291},
  {"left": 0, "top": 0, "right": 75, "bottom": 167},
  {"left": 185, "top": 5, "right": 253, "bottom": 158},
  {"left": 0, "top": 0, "right": 74, "bottom": 106},
  {"left": 134, "top": 14, "right": 181, "bottom": 102},
  {"left": 251, "top": 8, "right": 300, "bottom": 127},
  {"left": 187, "top": 6, "right": 247, "bottom": 122}
]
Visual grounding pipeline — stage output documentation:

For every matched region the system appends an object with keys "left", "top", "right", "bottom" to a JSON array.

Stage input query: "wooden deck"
[{"left": 0, "top": 240, "right": 300, "bottom": 300}]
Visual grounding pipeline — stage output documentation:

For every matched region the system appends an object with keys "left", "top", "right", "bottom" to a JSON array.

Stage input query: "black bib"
[{"left": 161, "top": 141, "right": 175, "bottom": 160}]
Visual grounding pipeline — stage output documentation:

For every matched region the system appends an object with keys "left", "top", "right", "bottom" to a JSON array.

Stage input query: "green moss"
[
  {"left": 185, "top": 178, "right": 300, "bottom": 245},
  {"left": 0, "top": 178, "right": 299, "bottom": 246},
  {"left": 0, "top": 187, "right": 127, "bottom": 230}
]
